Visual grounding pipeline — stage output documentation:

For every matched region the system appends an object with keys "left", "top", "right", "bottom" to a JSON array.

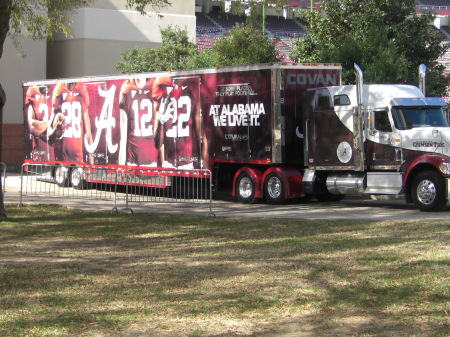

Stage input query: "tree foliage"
[
  {"left": 207, "top": 23, "right": 282, "bottom": 67},
  {"left": 126, "top": 0, "right": 171, "bottom": 14},
  {"left": 115, "top": 26, "right": 198, "bottom": 73},
  {"left": 0, "top": 0, "right": 171, "bottom": 59},
  {"left": 187, "top": 23, "right": 282, "bottom": 69},
  {"left": 116, "top": 23, "right": 282, "bottom": 73},
  {"left": 290, "top": 0, "right": 450, "bottom": 97},
  {"left": 2, "top": 0, "right": 92, "bottom": 58}
]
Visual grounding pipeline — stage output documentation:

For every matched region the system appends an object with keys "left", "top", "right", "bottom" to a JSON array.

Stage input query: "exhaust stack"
[
  {"left": 354, "top": 63, "right": 364, "bottom": 106},
  {"left": 353, "top": 63, "right": 365, "bottom": 171},
  {"left": 419, "top": 64, "right": 426, "bottom": 95}
]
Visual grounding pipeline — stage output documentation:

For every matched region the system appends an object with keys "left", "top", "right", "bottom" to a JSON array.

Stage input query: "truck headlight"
[{"left": 439, "top": 162, "right": 450, "bottom": 174}]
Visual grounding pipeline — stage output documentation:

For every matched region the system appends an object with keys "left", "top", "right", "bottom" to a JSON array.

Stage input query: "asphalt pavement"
[{"left": 3, "top": 173, "right": 450, "bottom": 221}]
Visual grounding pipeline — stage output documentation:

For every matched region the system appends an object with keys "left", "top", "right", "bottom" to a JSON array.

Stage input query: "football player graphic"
[
  {"left": 152, "top": 76, "right": 209, "bottom": 170},
  {"left": 51, "top": 82, "right": 94, "bottom": 164},
  {"left": 118, "top": 77, "right": 158, "bottom": 166},
  {"left": 25, "top": 86, "right": 55, "bottom": 161}
]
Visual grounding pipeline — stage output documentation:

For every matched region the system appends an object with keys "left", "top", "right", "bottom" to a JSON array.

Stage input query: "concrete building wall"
[
  {"left": 47, "top": 39, "right": 161, "bottom": 78},
  {"left": 47, "top": 0, "right": 196, "bottom": 78},
  {"left": 0, "top": 37, "right": 47, "bottom": 124}
]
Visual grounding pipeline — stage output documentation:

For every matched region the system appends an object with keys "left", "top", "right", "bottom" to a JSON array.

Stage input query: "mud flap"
[{"left": 446, "top": 178, "right": 450, "bottom": 201}]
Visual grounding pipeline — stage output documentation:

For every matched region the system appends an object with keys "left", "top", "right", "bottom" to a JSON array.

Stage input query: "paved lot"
[{"left": 3, "top": 173, "right": 450, "bottom": 220}]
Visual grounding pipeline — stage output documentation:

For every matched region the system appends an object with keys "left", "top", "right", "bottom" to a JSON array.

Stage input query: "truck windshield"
[{"left": 391, "top": 107, "right": 448, "bottom": 130}]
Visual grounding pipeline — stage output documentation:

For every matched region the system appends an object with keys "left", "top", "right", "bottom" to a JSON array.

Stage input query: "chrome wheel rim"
[
  {"left": 238, "top": 177, "right": 253, "bottom": 199},
  {"left": 417, "top": 179, "right": 436, "bottom": 205},
  {"left": 71, "top": 168, "right": 82, "bottom": 187},
  {"left": 55, "top": 167, "right": 68, "bottom": 184},
  {"left": 267, "top": 176, "right": 281, "bottom": 199}
]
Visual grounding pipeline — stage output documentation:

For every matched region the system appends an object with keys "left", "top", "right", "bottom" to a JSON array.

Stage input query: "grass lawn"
[{"left": 0, "top": 204, "right": 449, "bottom": 337}]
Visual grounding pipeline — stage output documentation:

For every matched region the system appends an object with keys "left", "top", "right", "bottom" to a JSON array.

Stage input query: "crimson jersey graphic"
[
  {"left": 119, "top": 78, "right": 158, "bottom": 166},
  {"left": 153, "top": 77, "right": 201, "bottom": 169},
  {"left": 25, "top": 86, "right": 53, "bottom": 161},
  {"left": 52, "top": 82, "right": 92, "bottom": 163}
]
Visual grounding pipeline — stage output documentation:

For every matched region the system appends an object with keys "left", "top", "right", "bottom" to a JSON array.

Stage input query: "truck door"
[
  {"left": 307, "top": 89, "right": 355, "bottom": 168},
  {"left": 367, "top": 109, "right": 400, "bottom": 169}
]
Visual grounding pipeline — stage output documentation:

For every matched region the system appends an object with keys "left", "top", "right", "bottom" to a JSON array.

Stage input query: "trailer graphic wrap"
[
  {"left": 202, "top": 69, "right": 271, "bottom": 163},
  {"left": 158, "top": 76, "right": 203, "bottom": 169},
  {"left": 84, "top": 81, "right": 120, "bottom": 166},
  {"left": 24, "top": 86, "right": 54, "bottom": 162},
  {"left": 51, "top": 82, "right": 92, "bottom": 164},
  {"left": 24, "top": 65, "right": 343, "bottom": 171},
  {"left": 24, "top": 75, "right": 206, "bottom": 169}
]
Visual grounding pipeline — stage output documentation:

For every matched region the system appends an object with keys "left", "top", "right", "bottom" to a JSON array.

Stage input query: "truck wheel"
[
  {"left": 71, "top": 167, "right": 88, "bottom": 190},
  {"left": 264, "top": 172, "right": 285, "bottom": 204},
  {"left": 411, "top": 171, "right": 447, "bottom": 211},
  {"left": 54, "top": 166, "right": 69, "bottom": 187},
  {"left": 236, "top": 172, "right": 260, "bottom": 204}
]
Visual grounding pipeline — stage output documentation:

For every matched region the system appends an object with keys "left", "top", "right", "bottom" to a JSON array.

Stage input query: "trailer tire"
[
  {"left": 264, "top": 172, "right": 285, "bottom": 204},
  {"left": 71, "top": 167, "right": 88, "bottom": 190},
  {"left": 54, "top": 166, "right": 69, "bottom": 187},
  {"left": 411, "top": 171, "right": 447, "bottom": 211},
  {"left": 236, "top": 172, "right": 260, "bottom": 204}
]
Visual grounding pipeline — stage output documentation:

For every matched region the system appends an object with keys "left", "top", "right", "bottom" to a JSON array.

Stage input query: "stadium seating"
[
  {"left": 195, "top": 12, "right": 304, "bottom": 60},
  {"left": 196, "top": 4, "right": 450, "bottom": 69},
  {"left": 206, "top": 12, "right": 247, "bottom": 30},
  {"left": 265, "top": 16, "right": 306, "bottom": 38},
  {"left": 418, "top": 0, "right": 450, "bottom": 6}
]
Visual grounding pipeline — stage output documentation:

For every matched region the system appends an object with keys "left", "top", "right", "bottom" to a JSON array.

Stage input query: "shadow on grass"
[{"left": 0, "top": 204, "right": 449, "bottom": 336}]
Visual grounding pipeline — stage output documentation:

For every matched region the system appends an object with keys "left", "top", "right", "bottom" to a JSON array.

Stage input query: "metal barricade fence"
[
  {"left": 19, "top": 163, "right": 119, "bottom": 212},
  {"left": 1, "top": 162, "right": 5, "bottom": 194},
  {"left": 123, "top": 168, "right": 214, "bottom": 216}
]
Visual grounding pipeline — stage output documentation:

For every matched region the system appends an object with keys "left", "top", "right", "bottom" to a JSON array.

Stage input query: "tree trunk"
[
  {"left": 0, "top": 83, "right": 6, "bottom": 221},
  {"left": 0, "top": 0, "right": 12, "bottom": 60},
  {"left": 0, "top": 1, "right": 12, "bottom": 220}
]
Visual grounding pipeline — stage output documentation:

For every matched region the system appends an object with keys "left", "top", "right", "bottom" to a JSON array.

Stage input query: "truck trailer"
[{"left": 23, "top": 63, "right": 450, "bottom": 211}]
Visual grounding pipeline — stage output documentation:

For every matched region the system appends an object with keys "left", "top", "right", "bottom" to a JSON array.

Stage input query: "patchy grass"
[{"left": 0, "top": 204, "right": 448, "bottom": 337}]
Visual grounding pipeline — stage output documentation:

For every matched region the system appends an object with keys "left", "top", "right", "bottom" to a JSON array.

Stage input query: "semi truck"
[{"left": 23, "top": 63, "right": 450, "bottom": 211}]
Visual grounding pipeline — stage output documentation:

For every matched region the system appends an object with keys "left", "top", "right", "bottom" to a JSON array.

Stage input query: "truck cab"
[{"left": 302, "top": 83, "right": 450, "bottom": 211}]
